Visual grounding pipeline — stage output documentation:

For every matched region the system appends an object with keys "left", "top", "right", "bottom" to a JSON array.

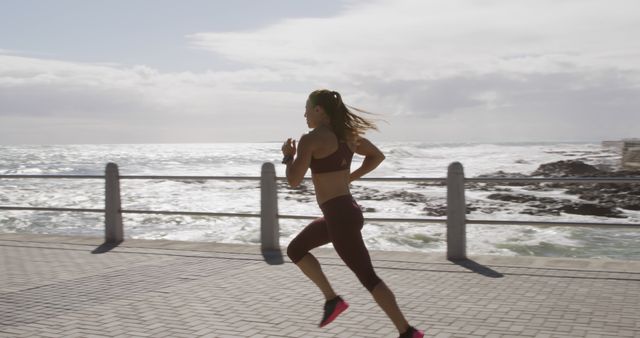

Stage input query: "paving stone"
[{"left": 1, "top": 234, "right": 640, "bottom": 337}]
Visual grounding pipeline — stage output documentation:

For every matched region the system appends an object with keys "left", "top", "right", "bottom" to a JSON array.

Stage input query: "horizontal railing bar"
[
  {"left": 279, "top": 214, "right": 447, "bottom": 223},
  {"left": 1, "top": 207, "right": 637, "bottom": 228},
  {"left": 352, "top": 177, "right": 446, "bottom": 182},
  {"left": 365, "top": 217, "right": 446, "bottom": 223},
  {"left": 280, "top": 177, "right": 638, "bottom": 183},
  {"left": 121, "top": 209, "right": 261, "bottom": 218},
  {"left": 0, "top": 175, "right": 446, "bottom": 184},
  {"left": 275, "top": 177, "right": 447, "bottom": 183},
  {"left": 276, "top": 214, "right": 317, "bottom": 220},
  {"left": 2, "top": 175, "right": 639, "bottom": 184},
  {"left": 467, "top": 219, "right": 639, "bottom": 227},
  {"left": 120, "top": 176, "right": 262, "bottom": 181},
  {"left": 0, "top": 206, "right": 104, "bottom": 213},
  {"left": 466, "top": 177, "right": 640, "bottom": 184},
  {"left": 0, "top": 175, "right": 104, "bottom": 179},
  {"left": 0, "top": 175, "right": 263, "bottom": 181}
]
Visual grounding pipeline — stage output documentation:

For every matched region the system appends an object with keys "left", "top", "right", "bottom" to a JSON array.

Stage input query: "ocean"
[{"left": 1, "top": 142, "right": 639, "bottom": 260}]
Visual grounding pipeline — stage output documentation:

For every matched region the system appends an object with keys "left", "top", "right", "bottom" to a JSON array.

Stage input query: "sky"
[{"left": 1, "top": 0, "right": 639, "bottom": 144}]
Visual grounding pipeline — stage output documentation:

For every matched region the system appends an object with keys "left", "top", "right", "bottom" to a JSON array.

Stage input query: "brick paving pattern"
[{"left": 1, "top": 233, "right": 639, "bottom": 338}]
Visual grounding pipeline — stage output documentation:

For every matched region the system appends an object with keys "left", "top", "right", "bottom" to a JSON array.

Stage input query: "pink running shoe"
[
  {"left": 398, "top": 326, "right": 424, "bottom": 338},
  {"left": 319, "top": 296, "right": 349, "bottom": 328}
]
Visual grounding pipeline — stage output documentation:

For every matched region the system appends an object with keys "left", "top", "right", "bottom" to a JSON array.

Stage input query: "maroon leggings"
[{"left": 287, "top": 194, "right": 382, "bottom": 292}]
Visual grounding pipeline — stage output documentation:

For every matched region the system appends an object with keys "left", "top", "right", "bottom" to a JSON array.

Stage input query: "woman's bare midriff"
[{"left": 312, "top": 170, "right": 352, "bottom": 206}]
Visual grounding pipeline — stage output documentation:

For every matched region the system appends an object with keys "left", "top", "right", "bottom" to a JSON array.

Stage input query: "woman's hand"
[{"left": 281, "top": 138, "right": 297, "bottom": 156}]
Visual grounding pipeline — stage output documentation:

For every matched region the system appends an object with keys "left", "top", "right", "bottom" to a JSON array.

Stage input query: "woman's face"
[{"left": 304, "top": 99, "right": 328, "bottom": 129}]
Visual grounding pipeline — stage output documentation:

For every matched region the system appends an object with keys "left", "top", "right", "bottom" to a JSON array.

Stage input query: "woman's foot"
[
  {"left": 319, "top": 296, "right": 349, "bottom": 327},
  {"left": 398, "top": 326, "right": 424, "bottom": 338}
]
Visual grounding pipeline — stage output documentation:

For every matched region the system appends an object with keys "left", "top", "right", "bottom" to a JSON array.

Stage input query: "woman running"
[{"left": 281, "top": 89, "right": 424, "bottom": 338}]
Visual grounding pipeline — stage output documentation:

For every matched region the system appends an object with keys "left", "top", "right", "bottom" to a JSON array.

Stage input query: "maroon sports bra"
[{"left": 310, "top": 141, "right": 354, "bottom": 174}]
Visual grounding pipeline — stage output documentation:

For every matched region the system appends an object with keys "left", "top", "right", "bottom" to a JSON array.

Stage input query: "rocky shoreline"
[
  {"left": 476, "top": 160, "right": 640, "bottom": 218},
  {"left": 425, "top": 160, "right": 640, "bottom": 218},
  {"left": 283, "top": 160, "right": 640, "bottom": 219}
]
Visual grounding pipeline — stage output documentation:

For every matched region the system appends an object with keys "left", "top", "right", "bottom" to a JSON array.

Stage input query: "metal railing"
[{"left": 1, "top": 162, "right": 639, "bottom": 260}]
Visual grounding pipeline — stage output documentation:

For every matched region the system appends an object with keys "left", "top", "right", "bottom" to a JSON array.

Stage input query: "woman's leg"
[
  {"left": 295, "top": 253, "right": 337, "bottom": 301},
  {"left": 371, "top": 281, "right": 410, "bottom": 333},
  {"left": 330, "top": 231, "right": 410, "bottom": 332},
  {"left": 287, "top": 218, "right": 336, "bottom": 300},
  {"left": 325, "top": 199, "right": 410, "bottom": 333}
]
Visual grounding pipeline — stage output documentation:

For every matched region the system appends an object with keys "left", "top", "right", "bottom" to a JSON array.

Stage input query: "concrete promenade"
[{"left": 1, "top": 233, "right": 639, "bottom": 338}]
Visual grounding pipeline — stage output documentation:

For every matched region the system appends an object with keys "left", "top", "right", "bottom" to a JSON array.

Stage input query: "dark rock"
[
  {"left": 465, "top": 203, "right": 478, "bottom": 213},
  {"left": 522, "top": 185, "right": 554, "bottom": 192},
  {"left": 284, "top": 195, "right": 314, "bottom": 203},
  {"left": 352, "top": 186, "right": 387, "bottom": 201},
  {"left": 526, "top": 160, "right": 640, "bottom": 213},
  {"left": 621, "top": 200, "right": 640, "bottom": 211},
  {"left": 537, "top": 197, "right": 562, "bottom": 204},
  {"left": 421, "top": 200, "right": 481, "bottom": 216},
  {"left": 531, "top": 160, "right": 603, "bottom": 177},
  {"left": 415, "top": 181, "right": 446, "bottom": 187},
  {"left": 476, "top": 171, "right": 529, "bottom": 179},
  {"left": 521, "top": 208, "right": 561, "bottom": 216},
  {"left": 280, "top": 181, "right": 313, "bottom": 194},
  {"left": 475, "top": 185, "right": 513, "bottom": 192},
  {"left": 387, "top": 190, "right": 428, "bottom": 203},
  {"left": 474, "top": 206, "right": 504, "bottom": 214},
  {"left": 487, "top": 193, "right": 539, "bottom": 203},
  {"left": 482, "top": 191, "right": 628, "bottom": 218},
  {"left": 559, "top": 203, "right": 625, "bottom": 218},
  {"left": 353, "top": 187, "right": 428, "bottom": 204},
  {"left": 422, "top": 205, "right": 446, "bottom": 217},
  {"left": 560, "top": 181, "right": 640, "bottom": 211},
  {"left": 466, "top": 159, "right": 640, "bottom": 219}
]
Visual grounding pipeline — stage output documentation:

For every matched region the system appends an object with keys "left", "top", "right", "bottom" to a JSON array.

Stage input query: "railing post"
[
  {"left": 105, "top": 162, "right": 123, "bottom": 243},
  {"left": 261, "top": 162, "right": 280, "bottom": 251},
  {"left": 447, "top": 162, "right": 466, "bottom": 260}
]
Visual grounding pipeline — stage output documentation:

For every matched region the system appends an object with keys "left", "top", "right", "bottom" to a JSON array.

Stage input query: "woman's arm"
[
  {"left": 284, "top": 134, "right": 313, "bottom": 188},
  {"left": 350, "top": 137, "right": 385, "bottom": 182}
]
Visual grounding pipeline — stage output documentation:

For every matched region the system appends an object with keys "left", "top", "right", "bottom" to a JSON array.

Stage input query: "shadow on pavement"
[
  {"left": 449, "top": 259, "right": 504, "bottom": 278},
  {"left": 92, "top": 241, "right": 122, "bottom": 254}
]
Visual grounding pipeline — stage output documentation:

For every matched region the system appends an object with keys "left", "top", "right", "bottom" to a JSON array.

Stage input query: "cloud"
[
  {"left": 0, "top": 54, "right": 307, "bottom": 143},
  {"left": 0, "top": 54, "right": 300, "bottom": 118},
  {"left": 354, "top": 68, "right": 640, "bottom": 117},
  {"left": 184, "top": 0, "right": 640, "bottom": 142},
  {"left": 188, "top": 0, "right": 640, "bottom": 78},
  {"left": 2, "top": 0, "right": 639, "bottom": 143}
]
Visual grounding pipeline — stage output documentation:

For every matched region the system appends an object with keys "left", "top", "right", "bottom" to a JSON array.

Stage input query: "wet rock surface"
[
  {"left": 486, "top": 193, "right": 625, "bottom": 218},
  {"left": 281, "top": 181, "right": 315, "bottom": 203},
  {"left": 487, "top": 193, "right": 540, "bottom": 203},
  {"left": 278, "top": 159, "right": 639, "bottom": 219},
  {"left": 477, "top": 160, "right": 640, "bottom": 217},
  {"left": 354, "top": 187, "right": 429, "bottom": 204},
  {"left": 531, "top": 160, "right": 604, "bottom": 177}
]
